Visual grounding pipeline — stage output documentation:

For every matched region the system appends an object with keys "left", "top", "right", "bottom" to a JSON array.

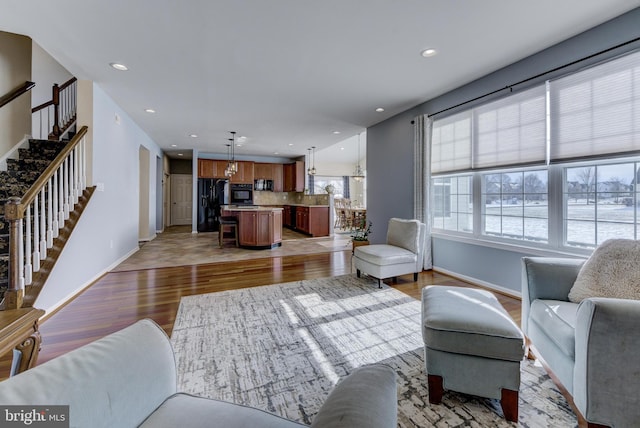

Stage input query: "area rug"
[{"left": 171, "top": 274, "right": 578, "bottom": 427}]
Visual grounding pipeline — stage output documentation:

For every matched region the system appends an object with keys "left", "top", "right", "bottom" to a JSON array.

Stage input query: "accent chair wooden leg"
[
  {"left": 413, "top": 272, "right": 418, "bottom": 281},
  {"left": 500, "top": 388, "right": 519, "bottom": 422},
  {"left": 356, "top": 269, "right": 361, "bottom": 278},
  {"left": 427, "top": 374, "right": 443, "bottom": 404},
  {"left": 378, "top": 278, "right": 382, "bottom": 288}
]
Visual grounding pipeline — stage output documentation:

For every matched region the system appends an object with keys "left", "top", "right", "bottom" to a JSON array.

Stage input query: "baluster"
[
  {"left": 64, "top": 157, "right": 70, "bottom": 219},
  {"left": 58, "top": 167, "right": 64, "bottom": 229},
  {"left": 18, "top": 216, "right": 24, "bottom": 290},
  {"left": 80, "top": 136, "right": 86, "bottom": 190},
  {"left": 46, "top": 178, "right": 53, "bottom": 247},
  {"left": 72, "top": 147, "right": 79, "bottom": 204},
  {"left": 24, "top": 205, "right": 32, "bottom": 286},
  {"left": 39, "top": 188, "right": 46, "bottom": 260},
  {"left": 33, "top": 199, "right": 40, "bottom": 272},
  {"left": 52, "top": 171, "right": 59, "bottom": 237}
]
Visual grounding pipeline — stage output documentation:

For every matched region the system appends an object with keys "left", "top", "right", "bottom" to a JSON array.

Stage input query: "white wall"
[
  {"left": 31, "top": 41, "right": 72, "bottom": 109},
  {"left": 36, "top": 83, "right": 163, "bottom": 313},
  {"left": 0, "top": 31, "right": 31, "bottom": 155}
]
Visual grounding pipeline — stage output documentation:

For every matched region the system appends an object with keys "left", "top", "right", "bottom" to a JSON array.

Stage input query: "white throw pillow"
[{"left": 568, "top": 239, "right": 640, "bottom": 303}]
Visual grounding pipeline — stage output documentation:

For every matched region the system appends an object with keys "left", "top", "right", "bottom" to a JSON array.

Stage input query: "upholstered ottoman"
[{"left": 421, "top": 286, "right": 524, "bottom": 422}]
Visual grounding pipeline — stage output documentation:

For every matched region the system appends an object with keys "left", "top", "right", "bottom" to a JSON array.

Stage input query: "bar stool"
[{"left": 218, "top": 216, "right": 238, "bottom": 248}]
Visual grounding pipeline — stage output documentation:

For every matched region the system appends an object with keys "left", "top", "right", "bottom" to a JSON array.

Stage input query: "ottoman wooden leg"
[
  {"left": 428, "top": 374, "right": 444, "bottom": 404},
  {"left": 501, "top": 389, "right": 519, "bottom": 422}
]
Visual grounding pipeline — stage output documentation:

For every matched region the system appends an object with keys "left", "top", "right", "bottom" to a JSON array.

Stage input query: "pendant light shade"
[
  {"left": 353, "top": 133, "right": 365, "bottom": 182},
  {"left": 308, "top": 146, "right": 316, "bottom": 175}
]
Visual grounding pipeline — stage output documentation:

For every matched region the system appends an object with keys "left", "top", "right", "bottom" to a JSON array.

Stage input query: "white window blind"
[
  {"left": 549, "top": 50, "right": 640, "bottom": 162},
  {"left": 431, "top": 111, "right": 471, "bottom": 174},
  {"left": 474, "top": 86, "right": 547, "bottom": 169},
  {"left": 431, "top": 85, "right": 546, "bottom": 174}
]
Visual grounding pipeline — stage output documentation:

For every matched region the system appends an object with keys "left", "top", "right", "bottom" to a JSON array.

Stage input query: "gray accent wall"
[{"left": 367, "top": 7, "right": 640, "bottom": 294}]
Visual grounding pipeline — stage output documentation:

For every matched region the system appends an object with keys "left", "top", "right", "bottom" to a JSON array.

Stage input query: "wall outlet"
[{"left": 96, "top": 182, "right": 105, "bottom": 192}]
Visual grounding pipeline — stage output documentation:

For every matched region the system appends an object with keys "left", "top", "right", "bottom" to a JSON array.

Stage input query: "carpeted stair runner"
[{"left": 0, "top": 139, "right": 68, "bottom": 299}]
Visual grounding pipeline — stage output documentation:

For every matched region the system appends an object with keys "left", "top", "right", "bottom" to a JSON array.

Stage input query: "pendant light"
[
  {"left": 352, "top": 133, "right": 365, "bottom": 182},
  {"left": 224, "top": 143, "right": 233, "bottom": 177},
  {"left": 309, "top": 146, "right": 317, "bottom": 175},
  {"left": 228, "top": 131, "right": 238, "bottom": 173},
  {"left": 307, "top": 148, "right": 313, "bottom": 175}
]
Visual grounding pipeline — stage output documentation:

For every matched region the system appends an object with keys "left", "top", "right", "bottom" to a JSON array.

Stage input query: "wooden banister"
[
  {"left": 0, "top": 81, "right": 35, "bottom": 109},
  {"left": 4, "top": 126, "right": 88, "bottom": 222}
]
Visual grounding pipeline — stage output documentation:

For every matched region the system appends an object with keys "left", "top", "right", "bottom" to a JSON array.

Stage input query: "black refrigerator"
[{"left": 197, "top": 178, "right": 228, "bottom": 232}]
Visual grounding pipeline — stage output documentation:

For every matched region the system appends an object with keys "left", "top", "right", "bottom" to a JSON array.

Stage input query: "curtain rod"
[{"left": 427, "top": 36, "right": 640, "bottom": 119}]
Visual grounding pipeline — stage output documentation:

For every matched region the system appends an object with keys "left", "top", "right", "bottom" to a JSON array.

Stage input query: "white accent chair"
[{"left": 354, "top": 218, "right": 426, "bottom": 287}]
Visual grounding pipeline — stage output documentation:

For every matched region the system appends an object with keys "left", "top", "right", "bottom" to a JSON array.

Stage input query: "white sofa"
[
  {"left": 0, "top": 319, "right": 398, "bottom": 428},
  {"left": 354, "top": 218, "right": 426, "bottom": 287}
]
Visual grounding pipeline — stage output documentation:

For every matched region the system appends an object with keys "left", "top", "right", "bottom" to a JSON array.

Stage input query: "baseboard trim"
[
  {"left": 39, "top": 246, "right": 139, "bottom": 320},
  {"left": 432, "top": 266, "right": 522, "bottom": 299}
]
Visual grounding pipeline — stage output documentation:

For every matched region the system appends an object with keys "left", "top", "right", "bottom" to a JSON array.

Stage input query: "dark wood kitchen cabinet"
[
  {"left": 283, "top": 161, "right": 304, "bottom": 192},
  {"left": 238, "top": 210, "right": 282, "bottom": 248},
  {"left": 285, "top": 205, "right": 329, "bottom": 237}
]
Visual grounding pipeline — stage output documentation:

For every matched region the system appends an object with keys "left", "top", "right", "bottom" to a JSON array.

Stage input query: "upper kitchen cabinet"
[
  {"left": 272, "top": 163, "right": 283, "bottom": 192},
  {"left": 283, "top": 161, "right": 304, "bottom": 192},
  {"left": 198, "top": 159, "right": 233, "bottom": 178},
  {"left": 229, "top": 161, "right": 255, "bottom": 184},
  {"left": 254, "top": 162, "right": 273, "bottom": 179}
]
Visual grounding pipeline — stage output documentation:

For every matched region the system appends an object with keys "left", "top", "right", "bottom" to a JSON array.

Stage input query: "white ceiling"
[{"left": 1, "top": 1, "right": 638, "bottom": 163}]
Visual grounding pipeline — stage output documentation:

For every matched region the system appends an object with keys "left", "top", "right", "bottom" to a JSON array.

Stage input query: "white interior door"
[{"left": 170, "top": 174, "right": 193, "bottom": 225}]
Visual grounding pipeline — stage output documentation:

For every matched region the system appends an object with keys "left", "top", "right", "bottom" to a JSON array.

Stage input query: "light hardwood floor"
[{"left": 0, "top": 231, "right": 521, "bottom": 379}]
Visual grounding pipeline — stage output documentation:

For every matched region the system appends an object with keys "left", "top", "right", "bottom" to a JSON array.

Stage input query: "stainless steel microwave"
[{"left": 254, "top": 179, "right": 273, "bottom": 191}]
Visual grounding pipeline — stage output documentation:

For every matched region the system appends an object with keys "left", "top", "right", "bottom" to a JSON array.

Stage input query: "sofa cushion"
[
  {"left": 386, "top": 218, "right": 421, "bottom": 253},
  {"left": 354, "top": 244, "right": 417, "bottom": 266},
  {"left": 140, "top": 393, "right": 307, "bottom": 428},
  {"left": 568, "top": 239, "right": 640, "bottom": 303},
  {"left": 529, "top": 299, "right": 578, "bottom": 359},
  {"left": 421, "top": 286, "right": 524, "bottom": 362}
]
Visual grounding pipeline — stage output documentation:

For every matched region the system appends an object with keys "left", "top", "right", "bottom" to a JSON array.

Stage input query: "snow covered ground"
[{"left": 435, "top": 199, "right": 638, "bottom": 247}]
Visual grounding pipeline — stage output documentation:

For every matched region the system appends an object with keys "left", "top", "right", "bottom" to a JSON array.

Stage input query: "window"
[
  {"left": 430, "top": 49, "right": 640, "bottom": 251},
  {"left": 312, "top": 176, "right": 345, "bottom": 198},
  {"left": 481, "top": 169, "right": 548, "bottom": 242},
  {"left": 565, "top": 162, "right": 640, "bottom": 247},
  {"left": 432, "top": 175, "right": 472, "bottom": 233}
]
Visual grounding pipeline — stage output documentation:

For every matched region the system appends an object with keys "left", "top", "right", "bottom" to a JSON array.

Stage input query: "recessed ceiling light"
[
  {"left": 189, "top": 134, "right": 198, "bottom": 138},
  {"left": 420, "top": 48, "right": 438, "bottom": 58},
  {"left": 237, "top": 136, "right": 247, "bottom": 143},
  {"left": 171, "top": 144, "right": 177, "bottom": 147},
  {"left": 144, "top": 108, "right": 156, "bottom": 113},
  {"left": 288, "top": 143, "right": 294, "bottom": 146},
  {"left": 340, "top": 147, "right": 345, "bottom": 150},
  {"left": 375, "top": 107, "right": 385, "bottom": 112},
  {"left": 333, "top": 131, "right": 341, "bottom": 135},
  {"left": 177, "top": 153, "right": 183, "bottom": 156},
  {"left": 274, "top": 152, "right": 279, "bottom": 155},
  {"left": 109, "top": 62, "right": 128, "bottom": 71}
]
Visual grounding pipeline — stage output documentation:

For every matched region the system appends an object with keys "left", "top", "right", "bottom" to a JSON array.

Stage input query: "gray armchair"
[
  {"left": 354, "top": 218, "right": 426, "bottom": 288},
  {"left": 522, "top": 257, "right": 640, "bottom": 428}
]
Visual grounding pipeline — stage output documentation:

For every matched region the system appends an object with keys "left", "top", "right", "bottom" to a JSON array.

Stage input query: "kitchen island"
[{"left": 223, "top": 206, "right": 283, "bottom": 249}]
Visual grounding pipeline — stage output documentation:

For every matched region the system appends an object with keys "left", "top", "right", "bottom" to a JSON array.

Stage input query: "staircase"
[{"left": 0, "top": 139, "right": 69, "bottom": 299}]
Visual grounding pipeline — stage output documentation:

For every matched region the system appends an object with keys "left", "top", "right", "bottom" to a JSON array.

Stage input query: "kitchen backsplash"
[{"left": 254, "top": 191, "right": 330, "bottom": 206}]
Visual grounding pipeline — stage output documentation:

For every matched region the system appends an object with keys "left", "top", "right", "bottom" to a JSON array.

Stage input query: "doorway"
[{"left": 170, "top": 174, "right": 193, "bottom": 225}]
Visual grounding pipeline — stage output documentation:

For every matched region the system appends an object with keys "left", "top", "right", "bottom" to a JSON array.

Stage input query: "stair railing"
[
  {"left": 31, "top": 77, "right": 77, "bottom": 141},
  {"left": 3, "top": 126, "right": 88, "bottom": 310},
  {"left": 0, "top": 81, "right": 35, "bottom": 109}
]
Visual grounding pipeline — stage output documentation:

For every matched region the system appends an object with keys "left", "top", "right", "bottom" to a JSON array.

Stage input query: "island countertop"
[{"left": 222, "top": 206, "right": 283, "bottom": 211}]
